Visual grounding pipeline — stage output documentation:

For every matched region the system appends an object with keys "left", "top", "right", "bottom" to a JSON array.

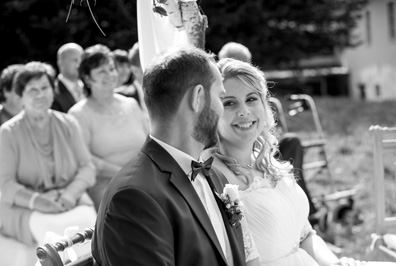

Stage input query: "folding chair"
[
  {"left": 269, "top": 96, "right": 288, "bottom": 134},
  {"left": 285, "top": 94, "right": 334, "bottom": 191},
  {"left": 369, "top": 125, "right": 396, "bottom": 259},
  {"left": 36, "top": 227, "right": 94, "bottom": 266}
]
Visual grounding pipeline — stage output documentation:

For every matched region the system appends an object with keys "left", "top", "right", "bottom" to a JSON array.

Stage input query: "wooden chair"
[
  {"left": 369, "top": 125, "right": 396, "bottom": 259},
  {"left": 36, "top": 227, "right": 94, "bottom": 266}
]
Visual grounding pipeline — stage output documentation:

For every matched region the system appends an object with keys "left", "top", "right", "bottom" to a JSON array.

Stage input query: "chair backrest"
[
  {"left": 36, "top": 227, "right": 94, "bottom": 266},
  {"left": 370, "top": 125, "right": 396, "bottom": 235},
  {"left": 284, "top": 94, "right": 333, "bottom": 190},
  {"left": 269, "top": 97, "right": 288, "bottom": 133},
  {"left": 286, "top": 94, "right": 325, "bottom": 140}
]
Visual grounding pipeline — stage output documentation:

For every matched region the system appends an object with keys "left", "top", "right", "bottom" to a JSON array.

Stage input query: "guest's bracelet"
[{"left": 29, "top": 192, "right": 40, "bottom": 210}]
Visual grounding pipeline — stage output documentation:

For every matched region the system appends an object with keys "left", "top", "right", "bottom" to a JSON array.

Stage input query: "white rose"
[{"left": 223, "top": 184, "right": 240, "bottom": 202}]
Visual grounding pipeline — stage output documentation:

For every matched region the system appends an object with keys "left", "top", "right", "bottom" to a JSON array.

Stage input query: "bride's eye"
[
  {"left": 223, "top": 100, "right": 235, "bottom": 107},
  {"left": 247, "top": 96, "right": 258, "bottom": 103}
]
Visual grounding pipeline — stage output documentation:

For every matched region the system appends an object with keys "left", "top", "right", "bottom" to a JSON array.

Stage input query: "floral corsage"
[{"left": 216, "top": 184, "right": 243, "bottom": 228}]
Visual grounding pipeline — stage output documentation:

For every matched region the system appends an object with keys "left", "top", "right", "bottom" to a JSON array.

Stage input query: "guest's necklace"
[{"left": 25, "top": 114, "right": 53, "bottom": 156}]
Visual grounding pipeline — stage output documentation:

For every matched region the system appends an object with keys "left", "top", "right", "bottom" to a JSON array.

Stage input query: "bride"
[{"left": 209, "top": 58, "right": 395, "bottom": 266}]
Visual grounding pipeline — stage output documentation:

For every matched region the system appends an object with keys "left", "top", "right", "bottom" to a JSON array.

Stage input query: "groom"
[{"left": 91, "top": 46, "right": 246, "bottom": 266}]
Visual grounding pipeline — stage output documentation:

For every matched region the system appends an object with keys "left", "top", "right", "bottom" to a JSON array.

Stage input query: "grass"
[{"left": 278, "top": 96, "right": 396, "bottom": 262}]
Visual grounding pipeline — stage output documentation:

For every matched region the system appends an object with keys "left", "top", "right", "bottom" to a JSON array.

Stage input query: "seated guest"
[
  {"left": 112, "top": 49, "right": 133, "bottom": 88},
  {"left": 0, "top": 62, "right": 96, "bottom": 248},
  {"left": 218, "top": 41, "right": 252, "bottom": 63},
  {"left": 0, "top": 64, "right": 24, "bottom": 126},
  {"left": 52, "top": 42, "right": 84, "bottom": 113},
  {"left": 128, "top": 42, "right": 144, "bottom": 86},
  {"left": 69, "top": 44, "right": 150, "bottom": 210},
  {"left": 113, "top": 43, "right": 146, "bottom": 111}
]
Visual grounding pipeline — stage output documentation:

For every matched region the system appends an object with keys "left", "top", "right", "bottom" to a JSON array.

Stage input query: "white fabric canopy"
[{"left": 137, "top": 0, "right": 189, "bottom": 71}]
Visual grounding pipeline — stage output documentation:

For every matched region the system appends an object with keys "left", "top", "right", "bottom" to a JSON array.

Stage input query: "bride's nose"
[{"left": 237, "top": 104, "right": 250, "bottom": 117}]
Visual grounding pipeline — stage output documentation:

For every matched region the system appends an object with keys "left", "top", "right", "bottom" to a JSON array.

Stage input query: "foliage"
[
  {"left": 202, "top": 0, "right": 368, "bottom": 69},
  {"left": 0, "top": 0, "right": 137, "bottom": 71},
  {"left": 0, "top": 0, "right": 368, "bottom": 71}
]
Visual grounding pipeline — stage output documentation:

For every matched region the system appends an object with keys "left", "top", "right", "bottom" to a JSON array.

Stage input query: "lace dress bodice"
[{"left": 240, "top": 175, "right": 318, "bottom": 266}]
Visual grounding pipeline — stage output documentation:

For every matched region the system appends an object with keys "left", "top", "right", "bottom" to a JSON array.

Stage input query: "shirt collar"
[
  {"left": 58, "top": 74, "right": 83, "bottom": 92},
  {"left": 150, "top": 135, "right": 199, "bottom": 176}
]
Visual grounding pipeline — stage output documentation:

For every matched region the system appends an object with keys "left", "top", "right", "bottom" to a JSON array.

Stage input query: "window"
[
  {"left": 388, "top": 2, "right": 396, "bottom": 39},
  {"left": 366, "top": 11, "right": 372, "bottom": 45}
]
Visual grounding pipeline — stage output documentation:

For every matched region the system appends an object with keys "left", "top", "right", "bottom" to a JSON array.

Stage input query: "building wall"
[{"left": 341, "top": 0, "right": 396, "bottom": 100}]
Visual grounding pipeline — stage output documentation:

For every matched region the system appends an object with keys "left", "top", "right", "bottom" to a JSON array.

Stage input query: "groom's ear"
[{"left": 190, "top": 84, "right": 205, "bottom": 113}]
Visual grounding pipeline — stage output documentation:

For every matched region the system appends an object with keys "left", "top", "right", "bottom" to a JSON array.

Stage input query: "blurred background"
[
  {"left": 2, "top": 0, "right": 395, "bottom": 101},
  {"left": 2, "top": 0, "right": 396, "bottom": 261}
]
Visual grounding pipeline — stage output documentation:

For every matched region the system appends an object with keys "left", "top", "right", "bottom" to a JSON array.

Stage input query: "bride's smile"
[{"left": 219, "top": 77, "right": 265, "bottom": 144}]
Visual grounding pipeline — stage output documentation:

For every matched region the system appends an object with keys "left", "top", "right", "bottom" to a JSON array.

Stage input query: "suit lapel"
[
  {"left": 209, "top": 169, "right": 246, "bottom": 266},
  {"left": 170, "top": 172, "right": 228, "bottom": 264},
  {"left": 55, "top": 79, "right": 76, "bottom": 111},
  {"left": 142, "top": 138, "right": 228, "bottom": 264}
]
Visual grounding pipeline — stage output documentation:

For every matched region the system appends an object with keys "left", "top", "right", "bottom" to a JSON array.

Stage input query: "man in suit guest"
[
  {"left": 92, "top": 46, "right": 246, "bottom": 266},
  {"left": 51, "top": 42, "right": 84, "bottom": 113}
]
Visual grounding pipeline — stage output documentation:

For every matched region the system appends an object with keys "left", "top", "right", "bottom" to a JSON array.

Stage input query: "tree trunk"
[{"left": 158, "top": 0, "right": 207, "bottom": 49}]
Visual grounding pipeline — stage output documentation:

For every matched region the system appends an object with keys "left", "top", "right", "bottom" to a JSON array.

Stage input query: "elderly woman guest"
[
  {"left": 68, "top": 44, "right": 150, "bottom": 210},
  {"left": 0, "top": 62, "right": 96, "bottom": 247}
]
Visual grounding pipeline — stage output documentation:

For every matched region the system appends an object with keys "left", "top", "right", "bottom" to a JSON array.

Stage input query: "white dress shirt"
[{"left": 151, "top": 136, "right": 234, "bottom": 266}]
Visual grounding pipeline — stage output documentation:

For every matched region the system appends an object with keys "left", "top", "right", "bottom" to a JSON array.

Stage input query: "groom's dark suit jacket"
[
  {"left": 51, "top": 79, "right": 76, "bottom": 113},
  {"left": 92, "top": 137, "right": 246, "bottom": 266}
]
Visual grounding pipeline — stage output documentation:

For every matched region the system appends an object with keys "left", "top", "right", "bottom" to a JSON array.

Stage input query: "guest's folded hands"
[
  {"left": 41, "top": 190, "right": 61, "bottom": 202},
  {"left": 33, "top": 193, "right": 67, "bottom": 213},
  {"left": 57, "top": 192, "right": 78, "bottom": 211}
]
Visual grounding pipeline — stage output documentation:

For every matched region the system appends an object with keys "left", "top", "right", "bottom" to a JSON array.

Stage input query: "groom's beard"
[{"left": 193, "top": 100, "right": 219, "bottom": 150}]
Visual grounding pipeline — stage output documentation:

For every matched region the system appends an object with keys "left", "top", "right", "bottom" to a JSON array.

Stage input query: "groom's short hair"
[{"left": 143, "top": 46, "right": 215, "bottom": 122}]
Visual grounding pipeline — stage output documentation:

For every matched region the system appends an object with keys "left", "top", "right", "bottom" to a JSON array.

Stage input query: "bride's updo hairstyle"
[{"left": 215, "top": 58, "right": 293, "bottom": 185}]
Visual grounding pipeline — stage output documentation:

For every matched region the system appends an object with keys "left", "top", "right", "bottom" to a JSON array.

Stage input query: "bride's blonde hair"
[{"left": 214, "top": 58, "right": 293, "bottom": 185}]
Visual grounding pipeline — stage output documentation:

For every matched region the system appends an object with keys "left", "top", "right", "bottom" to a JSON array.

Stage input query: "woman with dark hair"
[
  {"left": 0, "top": 64, "right": 24, "bottom": 125},
  {"left": 0, "top": 62, "right": 96, "bottom": 249},
  {"left": 112, "top": 49, "right": 133, "bottom": 88},
  {"left": 69, "top": 44, "right": 150, "bottom": 210},
  {"left": 112, "top": 45, "right": 147, "bottom": 112}
]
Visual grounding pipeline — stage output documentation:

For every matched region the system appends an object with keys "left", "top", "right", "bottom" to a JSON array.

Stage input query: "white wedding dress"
[{"left": 241, "top": 175, "right": 319, "bottom": 266}]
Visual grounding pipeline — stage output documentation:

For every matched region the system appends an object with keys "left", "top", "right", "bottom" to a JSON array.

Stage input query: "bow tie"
[{"left": 190, "top": 157, "right": 214, "bottom": 181}]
